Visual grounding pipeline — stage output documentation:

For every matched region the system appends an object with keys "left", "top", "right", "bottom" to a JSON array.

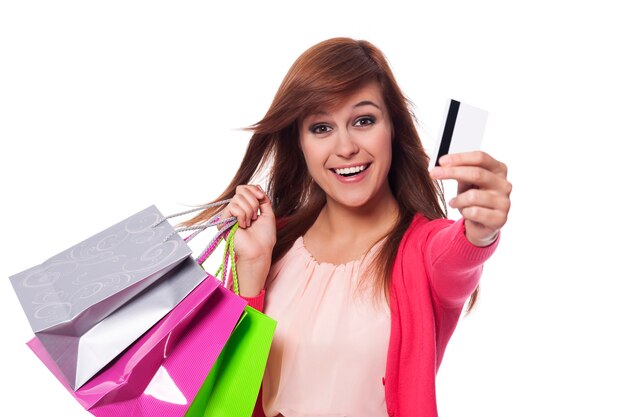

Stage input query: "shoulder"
[
  {"left": 397, "top": 214, "right": 478, "bottom": 266},
  {"left": 402, "top": 213, "right": 454, "bottom": 244}
]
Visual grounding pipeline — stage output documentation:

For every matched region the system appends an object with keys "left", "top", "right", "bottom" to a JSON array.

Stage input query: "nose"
[{"left": 334, "top": 128, "right": 359, "bottom": 158}]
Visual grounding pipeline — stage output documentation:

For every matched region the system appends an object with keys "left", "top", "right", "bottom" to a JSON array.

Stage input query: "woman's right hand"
[{"left": 218, "top": 185, "right": 276, "bottom": 297}]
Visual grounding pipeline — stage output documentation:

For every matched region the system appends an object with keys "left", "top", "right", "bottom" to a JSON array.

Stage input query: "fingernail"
[{"left": 438, "top": 155, "right": 450, "bottom": 165}]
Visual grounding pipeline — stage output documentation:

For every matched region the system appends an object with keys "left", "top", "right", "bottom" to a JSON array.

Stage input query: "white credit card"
[{"left": 429, "top": 99, "right": 489, "bottom": 169}]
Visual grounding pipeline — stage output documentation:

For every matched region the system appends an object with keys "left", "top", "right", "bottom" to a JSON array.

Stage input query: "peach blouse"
[{"left": 262, "top": 236, "right": 390, "bottom": 417}]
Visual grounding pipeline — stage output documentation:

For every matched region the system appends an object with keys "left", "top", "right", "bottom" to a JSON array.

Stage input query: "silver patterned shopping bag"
[{"left": 9, "top": 205, "right": 210, "bottom": 390}]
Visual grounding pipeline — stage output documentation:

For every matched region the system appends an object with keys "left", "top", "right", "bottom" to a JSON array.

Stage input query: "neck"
[{"left": 316, "top": 187, "right": 400, "bottom": 243}]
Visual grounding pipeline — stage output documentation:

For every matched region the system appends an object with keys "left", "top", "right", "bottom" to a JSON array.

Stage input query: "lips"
[{"left": 331, "top": 163, "right": 371, "bottom": 177}]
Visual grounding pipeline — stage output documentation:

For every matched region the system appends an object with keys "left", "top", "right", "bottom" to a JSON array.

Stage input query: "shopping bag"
[
  {"left": 27, "top": 218, "right": 248, "bottom": 416},
  {"left": 186, "top": 306, "right": 276, "bottom": 417},
  {"left": 186, "top": 224, "right": 277, "bottom": 417},
  {"left": 9, "top": 204, "right": 213, "bottom": 389},
  {"left": 28, "top": 278, "right": 247, "bottom": 416}
]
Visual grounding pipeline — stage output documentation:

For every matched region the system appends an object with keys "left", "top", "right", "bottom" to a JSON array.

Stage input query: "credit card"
[{"left": 429, "top": 99, "right": 489, "bottom": 169}]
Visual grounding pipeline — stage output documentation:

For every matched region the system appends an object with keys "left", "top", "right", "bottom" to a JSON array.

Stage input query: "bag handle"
[
  {"left": 214, "top": 223, "right": 240, "bottom": 295},
  {"left": 194, "top": 217, "right": 236, "bottom": 264},
  {"left": 154, "top": 199, "right": 236, "bottom": 243},
  {"left": 152, "top": 199, "right": 242, "bottom": 293},
  {"left": 153, "top": 199, "right": 231, "bottom": 226}
]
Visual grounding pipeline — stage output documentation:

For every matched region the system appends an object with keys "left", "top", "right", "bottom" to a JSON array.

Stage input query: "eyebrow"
[
  {"left": 353, "top": 100, "right": 381, "bottom": 110},
  {"left": 308, "top": 100, "right": 382, "bottom": 117}
]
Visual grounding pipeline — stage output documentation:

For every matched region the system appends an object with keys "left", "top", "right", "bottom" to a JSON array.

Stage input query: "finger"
[
  {"left": 227, "top": 201, "right": 253, "bottom": 229},
  {"left": 258, "top": 193, "right": 274, "bottom": 217},
  {"left": 459, "top": 206, "right": 508, "bottom": 231},
  {"left": 438, "top": 151, "right": 507, "bottom": 176},
  {"left": 231, "top": 184, "right": 270, "bottom": 227},
  {"left": 449, "top": 188, "right": 511, "bottom": 213},
  {"left": 238, "top": 184, "right": 266, "bottom": 202},
  {"left": 235, "top": 187, "right": 263, "bottom": 222},
  {"left": 230, "top": 198, "right": 257, "bottom": 228},
  {"left": 253, "top": 184, "right": 267, "bottom": 199},
  {"left": 430, "top": 166, "right": 509, "bottom": 191}
]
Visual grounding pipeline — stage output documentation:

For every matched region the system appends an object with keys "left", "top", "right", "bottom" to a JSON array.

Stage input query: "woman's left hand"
[{"left": 430, "top": 151, "right": 512, "bottom": 247}]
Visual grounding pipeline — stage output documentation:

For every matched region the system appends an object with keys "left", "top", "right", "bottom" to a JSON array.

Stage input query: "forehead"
[
  {"left": 306, "top": 81, "right": 387, "bottom": 118},
  {"left": 343, "top": 81, "right": 385, "bottom": 106}
]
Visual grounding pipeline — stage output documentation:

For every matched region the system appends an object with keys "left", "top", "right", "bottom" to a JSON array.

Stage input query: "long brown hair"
[{"left": 186, "top": 37, "right": 478, "bottom": 309}]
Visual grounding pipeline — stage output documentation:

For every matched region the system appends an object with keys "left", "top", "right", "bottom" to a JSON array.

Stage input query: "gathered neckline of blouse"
[{"left": 296, "top": 235, "right": 385, "bottom": 268}]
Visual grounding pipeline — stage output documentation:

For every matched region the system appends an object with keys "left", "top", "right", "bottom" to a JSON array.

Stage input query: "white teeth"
[{"left": 334, "top": 165, "right": 367, "bottom": 175}]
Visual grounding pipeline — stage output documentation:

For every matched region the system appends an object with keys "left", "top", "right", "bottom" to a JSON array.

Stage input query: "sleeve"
[
  {"left": 424, "top": 218, "right": 500, "bottom": 308},
  {"left": 240, "top": 289, "right": 266, "bottom": 312},
  {"left": 250, "top": 389, "right": 265, "bottom": 417}
]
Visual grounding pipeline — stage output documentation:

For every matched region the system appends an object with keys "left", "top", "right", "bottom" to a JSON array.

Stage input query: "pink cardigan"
[{"left": 244, "top": 214, "right": 499, "bottom": 417}]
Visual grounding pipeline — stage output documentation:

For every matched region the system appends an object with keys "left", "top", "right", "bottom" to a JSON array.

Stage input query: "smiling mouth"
[{"left": 332, "top": 164, "right": 371, "bottom": 177}]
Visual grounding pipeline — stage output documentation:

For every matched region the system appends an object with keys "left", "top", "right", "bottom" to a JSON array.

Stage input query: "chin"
[{"left": 330, "top": 194, "right": 376, "bottom": 209}]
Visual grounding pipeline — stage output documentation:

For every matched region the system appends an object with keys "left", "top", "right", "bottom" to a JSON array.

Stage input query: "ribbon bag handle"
[
  {"left": 214, "top": 223, "right": 240, "bottom": 295},
  {"left": 151, "top": 199, "right": 239, "bottom": 274},
  {"left": 153, "top": 199, "right": 236, "bottom": 244},
  {"left": 153, "top": 199, "right": 231, "bottom": 226},
  {"left": 194, "top": 217, "right": 236, "bottom": 265}
]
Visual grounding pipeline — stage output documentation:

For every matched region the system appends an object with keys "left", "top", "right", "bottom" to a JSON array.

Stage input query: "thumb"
[{"left": 258, "top": 194, "right": 274, "bottom": 217}]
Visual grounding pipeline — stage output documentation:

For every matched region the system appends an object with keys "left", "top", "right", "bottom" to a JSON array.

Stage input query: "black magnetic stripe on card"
[{"left": 435, "top": 99, "right": 460, "bottom": 166}]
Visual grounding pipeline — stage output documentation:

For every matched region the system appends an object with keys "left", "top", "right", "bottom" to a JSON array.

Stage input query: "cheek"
[
  {"left": 375, "top": 132, "right": 393, "bottom": 164},
  {"left": 376, "top": 136, "right": 394, "bottom": 179},
  {"left": 299, "top": 140, "right": 323, "bottom": 180},
  {"left": 299, "top": 140, "right": 314, "bottom": 167},
  {"left": 300, "top": 138, "right": 328, "bottom": 169}
]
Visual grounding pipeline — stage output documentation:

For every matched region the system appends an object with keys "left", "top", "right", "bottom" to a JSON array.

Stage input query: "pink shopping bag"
[{"left": 28, "top": 273, "right": 247, "bottom": 416}]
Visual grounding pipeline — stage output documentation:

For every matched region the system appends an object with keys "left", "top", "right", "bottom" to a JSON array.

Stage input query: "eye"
[
  {"left": 310, "top": 123, "right": 333, "bottom": 134},
  {"left": 354, "top": 116, "right": 375, "bottom": 127}
]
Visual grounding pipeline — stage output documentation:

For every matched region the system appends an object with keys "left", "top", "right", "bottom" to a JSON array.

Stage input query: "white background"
[{"left": 1, "top": 1, "right": 624, "bottom": 416}]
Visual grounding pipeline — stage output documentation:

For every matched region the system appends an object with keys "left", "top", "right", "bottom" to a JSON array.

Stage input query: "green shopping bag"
[
  {"left": 186, "top": 223, "right": 276, "bottom": 417},
  {"left": 186, "top": 306, "right": 275, "bottom": 417}
]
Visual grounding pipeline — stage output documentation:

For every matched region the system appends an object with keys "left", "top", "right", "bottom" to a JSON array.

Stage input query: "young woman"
[{"left": 187, "top": 37, "right": 511, "bottom": 417}]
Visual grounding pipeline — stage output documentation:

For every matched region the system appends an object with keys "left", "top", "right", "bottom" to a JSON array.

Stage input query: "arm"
[
  {"left": 425, "top": 218, "right": 499, "bottom": 307},
  {"left": 218, "top": 185, "right": 276, "bottom": 300},
  {"left": 241, "top": 289, "right": 266, "bottom": 312},
  {"left": 427, "top": 151, "right": 511, "bottom": 307},
  {"left": 430, "top": 151, "right": 511, "bottom": 247}
]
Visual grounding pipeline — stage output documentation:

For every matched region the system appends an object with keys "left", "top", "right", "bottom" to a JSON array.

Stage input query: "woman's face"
[{"left": 299, "top": 82, "right": 394, "bottom": 210}]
